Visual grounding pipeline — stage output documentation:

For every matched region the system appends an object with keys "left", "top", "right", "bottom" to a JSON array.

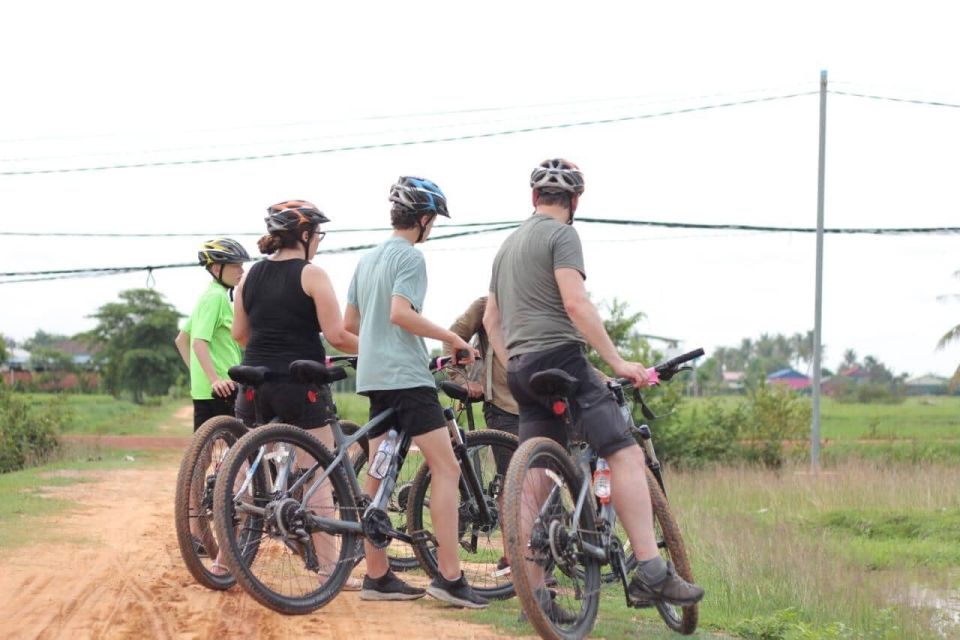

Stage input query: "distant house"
[
  {"left": 904, "top": 374, "right": 950, "bottom": 396},
  {"left": 722, "top": 371, "right": 746, "bottom": 392},
  {"left": 767, "top": 368, "right": 811, "bottom": 391}
]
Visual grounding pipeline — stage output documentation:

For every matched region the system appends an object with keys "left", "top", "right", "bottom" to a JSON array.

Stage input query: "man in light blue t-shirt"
[{"left": 344, "top": 176, "right": 488, "bottom": 609}]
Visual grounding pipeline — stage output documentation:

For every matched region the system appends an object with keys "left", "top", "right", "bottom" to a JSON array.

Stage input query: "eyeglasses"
[{"left": 314, "top": 230, "right": 327, "bottom": 244}]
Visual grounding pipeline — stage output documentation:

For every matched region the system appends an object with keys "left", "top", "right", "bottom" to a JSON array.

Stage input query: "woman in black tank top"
[
  {"left": 230, "top": 199, "right": 360, "bottom": 586},
  {"left": 232, "top": 199, "right": 358, "bottom": 432}
]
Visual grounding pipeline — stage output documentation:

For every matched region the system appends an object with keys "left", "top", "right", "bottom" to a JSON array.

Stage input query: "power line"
[
  {"left": 0, "top": 91, "right": 818, "bottom": 177},
  {"left": 577, "top": 217, "right": 960, "bottom": 235},
  {"left": 0, "top": 220, "right": 511, "bottom": 238},
  {"left": 828, "top": 90, "right": 960, "bottom": 109},
  {"left": 0, "top": 224, "right": 517, "bottom": 284}
]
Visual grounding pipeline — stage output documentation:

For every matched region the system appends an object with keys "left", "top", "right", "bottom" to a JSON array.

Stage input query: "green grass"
[
  {"left": 23, "top": 393, "right": 190, "bottom": 436},
  {"left": 451, "top": 463, "right": 956, "bottom": 639},
  {"left": 0, "top": 448, "right": 159, "bottom": 550},
  {"left": 819, "top": 396, "right": 960, "bottom": 442}
]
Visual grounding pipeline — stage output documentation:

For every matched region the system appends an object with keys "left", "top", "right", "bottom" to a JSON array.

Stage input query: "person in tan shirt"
[{"left": 445, "top": 296, "right": 519, "bottom": 443}]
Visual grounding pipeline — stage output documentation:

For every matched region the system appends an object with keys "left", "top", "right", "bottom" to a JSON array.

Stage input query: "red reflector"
[
  {"left": 552, "top": 400, "right": 567, "bottom": 416},
  {"left": 307, "top": 389, "right": 318, "bottom": 403},
  {"left": 244, "top": 388, "right": 255, "bottom": 402}
]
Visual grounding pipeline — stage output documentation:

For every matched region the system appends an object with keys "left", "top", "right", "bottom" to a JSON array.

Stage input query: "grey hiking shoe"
[
  {"left": 426, "top": 572, "right": 489, "bottom": 609},
  {"left": 359, "top": 570, "right": 426, "bottom": 601},
  {"left": 628, "top": 561, "right": 704, "bottom": 607}
]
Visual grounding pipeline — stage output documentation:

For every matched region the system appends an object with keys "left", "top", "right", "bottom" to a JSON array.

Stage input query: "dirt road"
[{"left": 0, "top": 415, "right": 520, "bottom": 639}]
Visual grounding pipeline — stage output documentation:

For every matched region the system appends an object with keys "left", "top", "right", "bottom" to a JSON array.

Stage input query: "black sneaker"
[
  {"left": 628, "top": 561, "right": 704, "bottom": 607},
  {"left": 359, "top": 570, "right": 426, "bottom": 601},
  {"left": 426, "top": 572, "right": 489, "bottom": 609},
  {"left": 492, "top": 556, "right": 511, "bottom": 578}
]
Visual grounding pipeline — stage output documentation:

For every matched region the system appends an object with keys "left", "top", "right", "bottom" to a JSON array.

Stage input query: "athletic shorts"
[
  {"left": 363, "top": 386, "right": 447, "bottom": 439},
  {"left": 235, "top": 380, "right": 336, "bottom": 429},
  {"left": 507, "top": 343, "right": 635, "bottom": 458},
  {"left": 193, "top": 393, "right": 236, "bottom": 431},
  {"left": 483, "top": 402, "right": 519, "bottom": 475}
]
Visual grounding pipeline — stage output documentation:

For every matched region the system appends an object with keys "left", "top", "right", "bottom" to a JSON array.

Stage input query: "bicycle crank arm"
[{"left": 305, "top": 514, "right": 364, "bottom": 535}]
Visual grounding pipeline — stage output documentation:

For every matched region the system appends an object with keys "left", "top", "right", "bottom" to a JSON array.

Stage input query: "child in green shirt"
[{"left": 175, "top": 238, "right": 250, "bottom": 430}]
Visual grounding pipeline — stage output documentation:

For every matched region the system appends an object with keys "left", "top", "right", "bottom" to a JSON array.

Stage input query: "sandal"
[
  {"left": 210, "top": 561, "right": 230, "bottom": 576},
  {"left": 318, "top": 573, "right": 362, "bottom": 591}
]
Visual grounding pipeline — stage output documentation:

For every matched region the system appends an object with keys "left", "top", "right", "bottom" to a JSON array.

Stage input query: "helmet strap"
[{"left": 209, "top": 264, "right": 235, "bottom": 300}]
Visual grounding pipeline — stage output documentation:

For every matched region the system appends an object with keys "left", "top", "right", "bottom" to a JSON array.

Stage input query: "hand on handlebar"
[
  {"left": 612, "top": 360, "right": 652, "bottom": 388},
  {"left": 449, "top": 335, "right": 479, "bottom": 365}
]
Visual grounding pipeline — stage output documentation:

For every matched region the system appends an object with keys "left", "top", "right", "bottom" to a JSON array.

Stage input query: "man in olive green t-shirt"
[{"left": 174, "top": 239, "right": 249, "bottom": 430}]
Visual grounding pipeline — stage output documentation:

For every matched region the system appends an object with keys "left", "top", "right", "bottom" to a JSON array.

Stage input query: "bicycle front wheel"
[
  {"left": 406, "top": 429, "right": 518, "bottom": 599},
  {"left": 503, "top": 437, "right": 602, "bottom": 640},
  {"left": 173, "top": 415, "right": 247, "bottom": 591},
  {"left": 645, "top": 466, "right": 698, "bottom": 634},
  {"left": 212, "top": 423, "right": 360, "bottom": 614}
]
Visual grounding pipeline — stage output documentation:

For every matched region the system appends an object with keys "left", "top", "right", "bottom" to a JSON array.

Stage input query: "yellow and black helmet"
[{"left": 198, "top": 238, "right": 251, "bottom": 267}]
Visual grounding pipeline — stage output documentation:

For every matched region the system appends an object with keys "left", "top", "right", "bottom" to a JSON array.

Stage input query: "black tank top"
[{"left": 241, "top": 259, "right": 326, "bottom": 372}]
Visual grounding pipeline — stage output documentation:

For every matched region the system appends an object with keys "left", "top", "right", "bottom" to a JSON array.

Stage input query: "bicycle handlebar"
[
  {"left": 614, "top": 348, "right": 705, "bottom": 388},
  {"left": 429, "top": 349, "right": 476, "bottom": 372}
]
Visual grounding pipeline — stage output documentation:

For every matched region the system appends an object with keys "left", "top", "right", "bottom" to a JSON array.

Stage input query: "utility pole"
[{"left": 811, "top": 70, "right": 828, "bottom": 471}]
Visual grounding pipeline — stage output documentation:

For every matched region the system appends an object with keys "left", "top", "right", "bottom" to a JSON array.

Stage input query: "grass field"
[{"left": 24, "top": 393, "right": 190, "bottom": 436}]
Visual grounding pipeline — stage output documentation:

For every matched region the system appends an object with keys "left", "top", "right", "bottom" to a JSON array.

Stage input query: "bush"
[
  {"left": 832, "top": 380, "right": 905, "bottom": 404},
  {"left": 0, "top": 386, "right": 67, "bottom": 473},
  {"left": 658, "top": 383, "right": 810, "bottom": 468}
]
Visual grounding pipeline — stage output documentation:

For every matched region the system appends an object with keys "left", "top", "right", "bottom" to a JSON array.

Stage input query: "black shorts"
[
  {"left": 364, "top": 387, "right": 447, "bottom": 439},
  {"left": 193, "top": 394, "right": 236, "bottom": 431},
  {"left": 235, "top": 381, "right": 336, "bottom": 429},
  {"left": 507, "top": 343, "right": 635, "bottom": 458},
  {"left": 483, "top": 402, "right": 519, "bottom": 475}
]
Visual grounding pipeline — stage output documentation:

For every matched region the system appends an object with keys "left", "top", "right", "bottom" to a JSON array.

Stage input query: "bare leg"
[
  {"left": 412, "top": 427, "right": 463, "bottom": 581},
  {"left": 605, "top": 444, "right": 658, "bottom": 560}
]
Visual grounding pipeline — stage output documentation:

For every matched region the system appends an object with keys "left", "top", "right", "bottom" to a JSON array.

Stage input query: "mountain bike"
[
  {"left": 502, "top": 349, "right": 704, "bottom": 639},
  {"left": 173, "top": 360, "right": 360, "bottom": 590},
  {"left": 210, "top": 354, "right": 516, "bottom": 614}
]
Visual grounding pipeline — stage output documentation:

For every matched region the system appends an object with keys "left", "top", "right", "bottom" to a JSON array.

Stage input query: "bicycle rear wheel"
[
  {"left": 212, "top": 424, "right": 360, "bottom": 614},
  {"left": 503, "top": 437, "right": 602, "bottom": 640},
  {"left": 173, "top": 415, "right": 247, "bottom": 590},
  {"left": 644, "top": 466, "right": 698, "bottom": 634},
  {"left": 406, "top": 429, "right": 518, "bottom": 599}
]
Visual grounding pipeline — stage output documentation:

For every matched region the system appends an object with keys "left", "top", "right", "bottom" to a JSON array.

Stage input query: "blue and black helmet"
[{"left": 388, "top": 176, "right": 450, "bottom": 218}]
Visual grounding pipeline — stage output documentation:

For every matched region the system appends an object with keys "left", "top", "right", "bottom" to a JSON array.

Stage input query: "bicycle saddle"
[
  {"left": 438, "top": 380, "right": 470, "bottom": 402},
  {"left": 289, "top": 359, "right": 348, "bottom": 385},
  {"left": 529, "top": 369, "right": 579, "bottom": 397},
  {"left": 228, "top": 365, "right": 271, "bottom": 387}
]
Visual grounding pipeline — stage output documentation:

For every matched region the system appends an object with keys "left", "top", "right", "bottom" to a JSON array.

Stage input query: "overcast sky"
[{"left": 1, "top": 1, "right": 958, "bottom": 377}]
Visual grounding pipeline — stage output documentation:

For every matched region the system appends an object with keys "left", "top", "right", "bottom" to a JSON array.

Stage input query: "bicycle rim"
[
  {"left": 503, "top": 437, "right": 601, "bottom": 640},
  {"left": 174, "top": 415, "right": 246, "bottom": 590},
  {"left": 213, "top": 424, "right": 360, "bottom": 614}
]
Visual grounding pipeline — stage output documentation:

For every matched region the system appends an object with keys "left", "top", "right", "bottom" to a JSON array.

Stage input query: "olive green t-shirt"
[
  {"left": 489, "top": 214, "right": 586, "bottom": 357},
  {"left": 182, "top": 281, "right": 242, "bottom": 400}
]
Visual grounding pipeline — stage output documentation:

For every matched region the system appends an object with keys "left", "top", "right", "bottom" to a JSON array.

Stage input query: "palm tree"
[
  {"left": 936, "top": 269, "right": 960, "bottom": 388},
  {"left": 841, "top": 349, "right": 858, "bottom": 371}
]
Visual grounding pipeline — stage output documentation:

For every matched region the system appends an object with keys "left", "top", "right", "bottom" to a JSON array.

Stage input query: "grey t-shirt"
[
  {"left": 348, "top": 236, "right": 433, "bottom": 392},
  {"left": 489, "top": 214, "right": 586, "bottom": 357}
]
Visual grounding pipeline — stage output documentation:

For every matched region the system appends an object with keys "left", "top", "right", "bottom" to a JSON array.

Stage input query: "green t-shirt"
[
  {"left": 182, "top": 281, "right": 242, "bottom": 400},
  {"left": 347, "top": 236, "right": 432, "bottom": 392}
]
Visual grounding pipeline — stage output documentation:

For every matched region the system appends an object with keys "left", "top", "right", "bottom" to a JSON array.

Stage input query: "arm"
[
  {"left": 303, "top": 264, "right": 359, "bottom": 354},
  {"left": 192, "top": 338, "right": 236, "bottom": 397},
  {"left": 344, "top": 303, "right": 360, "bottom": 336},
  {"left": 232, "top": 275, "right": 251, "bottom": 347},
  {"left": 555, "top": 267, "right": 649, "bottom": 386},
  {"left": 482, "top": 293, "right": 510, "bottom": 375},
  {"left": 174, "top": 331, "right": 190, "bottom": 368},
  {"left": 389, "top": 296, "right": 476, "bottom": 364},
  {"left": 445, "top": 298, "right": 485, "bottom": 394}
]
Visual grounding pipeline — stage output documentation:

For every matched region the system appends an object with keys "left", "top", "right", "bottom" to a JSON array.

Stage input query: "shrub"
[{"left": 0, "top": 386, "right": 67, "bottom": 473}]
